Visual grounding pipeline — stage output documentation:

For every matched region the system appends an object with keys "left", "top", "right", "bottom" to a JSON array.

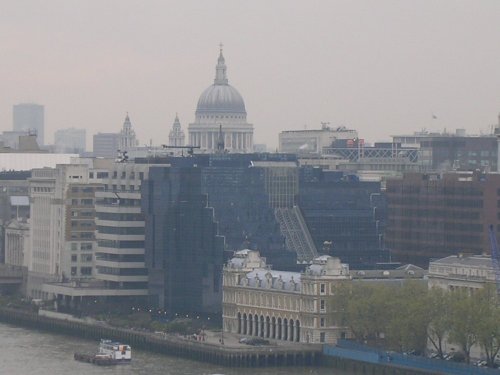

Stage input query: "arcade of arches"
[{"left": 237, "top": 312, "right": 300, "bottom": 342}]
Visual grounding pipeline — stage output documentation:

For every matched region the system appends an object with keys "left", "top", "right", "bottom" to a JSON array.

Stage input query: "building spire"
[
  {"left": 123, "top": 112, "right": 131, "bottom": 130},
  {"left": 214, "top": 44, "right": 228, "bottom": 85},
  {"left": 216, "top": 124, "right": 225, "bottom": 153}
]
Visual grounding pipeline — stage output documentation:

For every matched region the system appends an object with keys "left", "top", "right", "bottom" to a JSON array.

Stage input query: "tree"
[
  {"left": 447, "top": 289, "right": 480, "bottom": 364},
  {"left": 385, "top": 281, "right": 429, "bottom": 353},
  {"left": 475, "top": 286, "right": 500, "bottom": 367},
  {"left": 427, "top": 287, "right": 451, "bottom": 359}
]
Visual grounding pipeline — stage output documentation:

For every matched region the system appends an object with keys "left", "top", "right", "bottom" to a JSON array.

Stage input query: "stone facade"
[
  {"left": 428, "top": 254, "right": 495, "bottom": 292},
  {"left": 222, "top": 250, "right": 351, "bottom": 344},
  {"left": 4, "top": 219, "right": 29, "bottom": 267}
]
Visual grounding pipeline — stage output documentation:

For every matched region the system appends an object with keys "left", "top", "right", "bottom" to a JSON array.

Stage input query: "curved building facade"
[{"left": 188, "top": 49, "right": 253, "bottom": 153}]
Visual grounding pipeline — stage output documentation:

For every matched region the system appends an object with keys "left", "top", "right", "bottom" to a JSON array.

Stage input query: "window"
[
  {"left": 320, "top": 299, "right": 325, "bottom": 311},
  {"left": 71, "top": 255, "right": 77, "bottom": 262},
  {"left": 320, "top": 283, "right": 326, "bottom": 294},
  {"left": 139, "top": 172, "right": 144, "bottom": 181},
  {"left": 71, "top": 243, "right": 78, "bottom": 251},
  {"left": 320, "top": 318, "right": 325, "bottom": 327},
  {"left": 71, "top": 267, "right": 77, "bottom": 276},
  {"left": 80, "top": 267, "right": 92, "bottom": 276},
  {"left": 320, "top": 332, "right": 326, "bottom": 343},
  {"left": 81, "top": 254, "right": 92, "bottom": 262},
  {"left": 81, "top": 243, "right": 93, "bottom": 251},
  {"left": 121, "top": 171, "right": 126, "bottom": 178}
]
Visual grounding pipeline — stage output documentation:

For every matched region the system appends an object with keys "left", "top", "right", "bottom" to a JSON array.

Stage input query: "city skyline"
[{"left": 1, "top": 1, "right": 499, "bottom": 149}]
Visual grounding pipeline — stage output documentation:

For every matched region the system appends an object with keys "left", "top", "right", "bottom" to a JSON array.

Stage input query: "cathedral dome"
[
  {"left": 195, "top": 48, "right": 247, "bottom": 116},
  {"left": 196, "top": 84, "right": 246, "bottom": 115}
]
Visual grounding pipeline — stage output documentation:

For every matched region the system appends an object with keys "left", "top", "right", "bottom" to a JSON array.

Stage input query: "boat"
[{"left": 74, "top": 339, "right": 132, "bottom": 366}]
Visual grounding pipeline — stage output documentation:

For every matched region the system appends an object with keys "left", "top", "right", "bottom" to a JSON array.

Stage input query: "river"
[{"left": 0, "top": 322, "right": 351, "bottom": 375}]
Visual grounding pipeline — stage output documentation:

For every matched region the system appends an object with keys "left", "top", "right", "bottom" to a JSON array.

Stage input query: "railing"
[
  {"left": 323, "top": 339, "right": 500, "bottom": 375},
  {"left": 275, "top": 207, "right": 318, "bottom": 263}
]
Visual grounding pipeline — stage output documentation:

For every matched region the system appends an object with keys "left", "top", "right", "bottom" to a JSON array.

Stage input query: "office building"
[
  {"left": 142, "top": 162, "right": 225, "bottom": 314},
  {"left": 392, "top": 129, "right": 498, "bottom": 172},
  {"left": 94, "top": 162, "right": 161, "bottom": 297},
  {"left": 93, "top": 133, "right": 120, "bottom": 158},
  {"left": 385, "top": 171, "right": 500, "bottom": 267},
  {"left": 299, "top": 168, "right": 388, "bottom": 268},
  {"left": 201, "top": 153, "right": 317, "bottom": 270},
  {"left": 279, "top": 124, "right": 357, "bottom": 155},
  {"left": 54, "top": 128, "right": 86, "bottom": 154},
  {"left": 13, "top": 103, "right": 44, "bottom": 146},
  {"left": 27, "top": 164, "right": 99, "bottom": 298}
]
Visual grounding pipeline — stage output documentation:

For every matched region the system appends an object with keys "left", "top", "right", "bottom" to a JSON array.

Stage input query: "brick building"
[{"left": 385, "top": 172, "right": 500, "bottom": 267}]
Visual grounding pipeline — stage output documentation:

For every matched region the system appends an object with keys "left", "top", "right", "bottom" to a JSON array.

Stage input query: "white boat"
[
  {"left": 74, "top": 339, "right": 131, "bottom": 365},
  {"left": 98, "top": 339, "right": 132, "bottom": 362}
]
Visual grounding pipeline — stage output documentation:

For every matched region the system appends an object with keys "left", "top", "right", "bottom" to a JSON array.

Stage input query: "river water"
[{"left": 0, "top": 323, "right": 351, "bottom": 375}]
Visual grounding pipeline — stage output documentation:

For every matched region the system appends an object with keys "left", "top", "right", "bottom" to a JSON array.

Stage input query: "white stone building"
[
  {"left": 428, "top": 254, "right": 495, "bottom": 292},
  {"left": 4, "top": 219, "right": 30, "bottom": 268},
  {"left": 188, "top": 48, "right": 253, "bottom": 153},
  {"left": 93, "top": 162, "right": 165, "bottom": 297},
  {"left": 223, "top": 250, "right": 351, "bottom": 344},
  {"left": 27, "top": 162, "right": 108, "bottom": 298}
]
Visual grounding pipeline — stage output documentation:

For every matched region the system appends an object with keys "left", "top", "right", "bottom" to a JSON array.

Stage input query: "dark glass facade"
[
  {"left": 201, "top": 154, "right": 300, "bottom": 270},
  {"left": 298, "top": 167, "right": 388, "bottom": 268},
  {"left": 142, "top": 162, "right": 225, "bottom": 314}
]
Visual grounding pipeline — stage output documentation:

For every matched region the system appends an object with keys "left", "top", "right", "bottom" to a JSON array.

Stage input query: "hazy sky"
[{"left": 1, "top": 1, "right": 499, "bottom": 149}]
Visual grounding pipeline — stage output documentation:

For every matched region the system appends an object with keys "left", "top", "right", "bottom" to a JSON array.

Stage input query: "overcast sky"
[{"left": 1, "top": 1, "right": 499, "bottom": 149}]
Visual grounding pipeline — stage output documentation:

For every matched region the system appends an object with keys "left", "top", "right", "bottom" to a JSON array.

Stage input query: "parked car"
[{"left": 240, "top": 337, "right": 269, "bottom": 346}]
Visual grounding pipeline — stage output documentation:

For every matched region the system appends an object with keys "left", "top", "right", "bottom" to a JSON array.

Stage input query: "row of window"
[
  {"left": 70, "top": 242, "right": 93, "bottom": 251},
  {"left": 97, "top": 240, "right": 144, "bottom": 249},
  {"left": 71, "top": 210, "right": 94, "bottom": 218},
  {"left": 110, "top": 171, "right": 144, "bottom": 180},
  {"left": 71, "top": 254, "right": 93, "bottom": 262},
  {"left": 96, "top": 226, "right": 145, "bottom": 235},
  {"left": 71, "top": 266, "right": 92, "bottom": 276},
  {"left": 96, "top": 212, "right": 143, "bottom": 221},
  {"left": 32, "top": 187, "right": 53, "bottom": 193}
]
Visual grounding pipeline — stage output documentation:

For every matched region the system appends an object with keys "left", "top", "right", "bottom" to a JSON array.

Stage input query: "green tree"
[
  {"left": 427, "top": 287, "right": 451, "bottom": 359},
  {"left": 385, "top": 281, "right": 429, "bottom": 353},
  {"left": 447, "top": 289, "right": 480, "bottom": 364},
  {"left": 475, "top": 286, "right": 500, "bottom": 367}
]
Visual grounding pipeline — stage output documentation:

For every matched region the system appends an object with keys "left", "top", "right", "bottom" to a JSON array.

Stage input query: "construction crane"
[
  {"left": 488, "top": 224, "right": 500, "bottom": 295},
  {"left": 161, "top": 145, "right": 200, "bottom": 156}
]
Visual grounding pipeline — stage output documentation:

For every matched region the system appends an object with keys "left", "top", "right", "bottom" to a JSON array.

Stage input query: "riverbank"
[
  {"left": 0, "top": 306, "right": 487, "bottom": 374},
  {"left": 0, "top": 307, "right": 321, "bottom": 367}
]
